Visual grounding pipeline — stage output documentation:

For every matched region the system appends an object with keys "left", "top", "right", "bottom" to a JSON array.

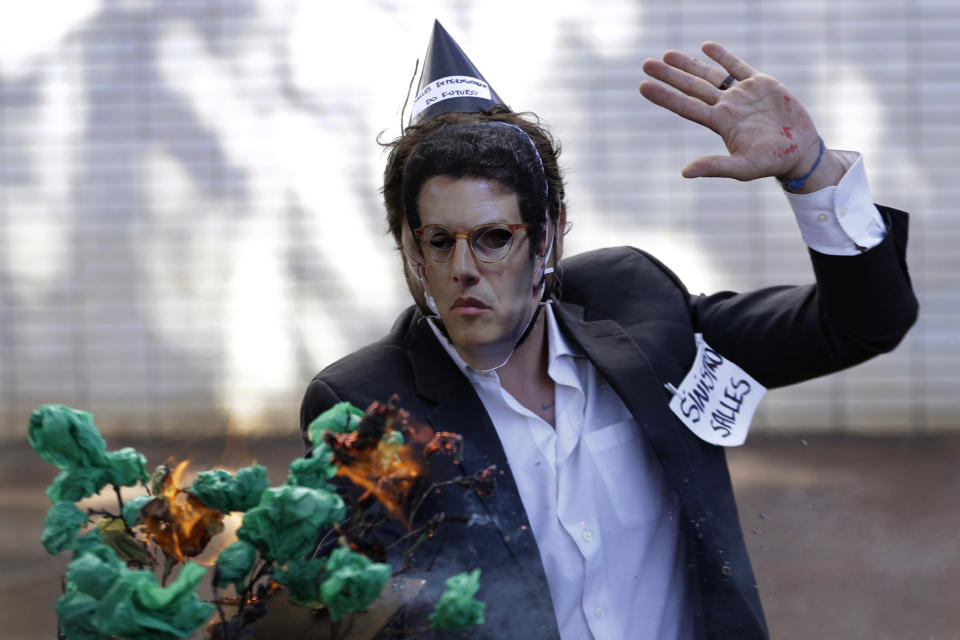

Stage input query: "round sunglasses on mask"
[{"left": 414, "top": 223, "right": 530, "bottom": 263}]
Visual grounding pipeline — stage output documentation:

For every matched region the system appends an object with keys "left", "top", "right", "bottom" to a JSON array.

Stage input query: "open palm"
[{"left": 639, "top": 42, "right": 820, "bottom": 182}]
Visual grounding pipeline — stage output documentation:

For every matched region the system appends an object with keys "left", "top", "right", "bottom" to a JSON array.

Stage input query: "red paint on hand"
[
  {"left": 783, "top": 95, "right": 792, "bottom": 112},
  {"left": 780, "top": 126, "right": 793, "bottom": 139},
  {"left": 773, "top": 143, "right": 798, "bottom": 158}
]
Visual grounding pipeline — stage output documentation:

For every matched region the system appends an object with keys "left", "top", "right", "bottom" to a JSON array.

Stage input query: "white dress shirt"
[
  {"left": 433, "top": 307, "right": 694, "bottom": 640},
  {"left": 427, "top": 153, "right": 883, "bottom": 639}
]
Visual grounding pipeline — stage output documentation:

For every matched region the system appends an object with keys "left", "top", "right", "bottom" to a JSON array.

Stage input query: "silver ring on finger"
[{"left": 717, "top": 74, "right": 735, "bottom": 91}]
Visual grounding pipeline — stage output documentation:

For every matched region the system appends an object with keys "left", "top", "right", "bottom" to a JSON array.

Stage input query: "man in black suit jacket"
[{"left": 301, "top": 39, "right": 917, "bottom": 639}]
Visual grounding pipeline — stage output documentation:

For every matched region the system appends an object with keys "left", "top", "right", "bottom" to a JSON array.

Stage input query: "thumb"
[{"left": 682, "top": 155, "right": 758, "bottom": 181}]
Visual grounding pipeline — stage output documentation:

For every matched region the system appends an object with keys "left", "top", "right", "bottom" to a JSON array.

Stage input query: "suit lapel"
[
  {"left": 405, "top": 314, "right": 557, "bottom": 615},
  {"left": 552, "top": 301, "right": 702, "bottom": 508}
]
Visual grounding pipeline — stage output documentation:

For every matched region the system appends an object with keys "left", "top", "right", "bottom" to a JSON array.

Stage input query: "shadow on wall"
[
  {"left": 0, "top": 1, "right": 406, "bottom": 440},
  {"left": 0, "top": 1, "right": 950, "bottom": 440}
]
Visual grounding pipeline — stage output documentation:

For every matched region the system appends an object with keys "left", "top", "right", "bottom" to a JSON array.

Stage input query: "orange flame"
[
  {"left": 331, "top": 427, "right": 422, "bottom": 526},
  {"left": 325, "top": 399, "right": 469, "bottom": 529},
  {"left": 141, "top": 460, "right": 224, "bottom": 563}
]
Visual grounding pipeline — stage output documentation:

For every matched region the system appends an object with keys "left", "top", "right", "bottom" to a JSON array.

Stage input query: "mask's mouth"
[{"left": 451, "top": 297, "right": 491, "bottom": 310}]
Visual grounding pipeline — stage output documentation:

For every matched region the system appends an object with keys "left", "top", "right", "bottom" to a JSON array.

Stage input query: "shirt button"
[
  {"left": 839, "top": 205, "right": 848, "bottom": 217},
  {"left": 581, "top": 528, "right": 592, "bottom": 542},
  {"left": 816, "top": 213, "right": 828, "bottom": 223},
  {"left": 594, "top": 607, "right": 605, "bottom": 619}
]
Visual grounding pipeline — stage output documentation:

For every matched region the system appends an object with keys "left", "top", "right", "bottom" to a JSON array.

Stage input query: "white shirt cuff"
[{"left": 784, "top": 150, "right": 887, "bottom": 256}]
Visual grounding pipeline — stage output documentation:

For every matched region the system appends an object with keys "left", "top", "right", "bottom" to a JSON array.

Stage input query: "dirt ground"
[{"left": 2, "top": 432, "right": 957, "bottom": 640}]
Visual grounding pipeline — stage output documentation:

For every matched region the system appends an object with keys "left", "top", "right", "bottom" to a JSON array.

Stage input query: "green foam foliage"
[
  {"left": 188, "top": 464, "right": 269, "bottom": 513},
  {"left": 320, "top": 547, "right": 391, "bottom": 623},
  {"left": 429, "top": 568, "right": 486, "bottom": 631},
  {"left": 41, "top": 501, "right": 89, "bottom": 555},
  {"left": 28, "top": 404, "right": 109, "bottom": 470},
  {"left": 236, "top": 485, "right": 345, "bottom": 564}
]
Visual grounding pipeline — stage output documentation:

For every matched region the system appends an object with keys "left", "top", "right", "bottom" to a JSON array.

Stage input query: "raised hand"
[{"left": 639, "top": 42, "right": 839, "bottom": 189}]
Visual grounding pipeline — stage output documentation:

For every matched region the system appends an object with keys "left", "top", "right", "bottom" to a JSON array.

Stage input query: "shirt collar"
[{"left": 544, "top": 302, "right": 581, "bottom": 361}]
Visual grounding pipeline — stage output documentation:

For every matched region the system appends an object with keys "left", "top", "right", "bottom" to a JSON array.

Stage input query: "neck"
[
  {"left": 494, "top": 309, "right": 549, "bottom": 382},
  {"left": 498, "top": 309, "right": 556, "bottom": 426}
]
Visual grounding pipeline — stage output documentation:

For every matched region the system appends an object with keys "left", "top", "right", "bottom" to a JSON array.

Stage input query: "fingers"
[
  {"left": 700, "top": 41, "right": 757, "bottom": 81},
  {"left": 661, "top": 50, "right": 730, "bottom": 92},
  {"left": 638, "top": 79, "right": 713, "bottom": 129},
  {"left": 642, "top": 58, "right": 722, "bottom": 105},
  {"left": 640, "top": 43, "right": 752, "bottom": 113}
]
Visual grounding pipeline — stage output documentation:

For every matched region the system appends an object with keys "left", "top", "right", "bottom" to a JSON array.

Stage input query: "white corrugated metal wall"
[{"left": 0, "top": 0, "right": 954, "bottom": 440}]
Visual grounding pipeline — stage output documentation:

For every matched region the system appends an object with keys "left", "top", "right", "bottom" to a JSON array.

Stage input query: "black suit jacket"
[{"left": 300, "top": 207, "right": 917, "bottom": 639}]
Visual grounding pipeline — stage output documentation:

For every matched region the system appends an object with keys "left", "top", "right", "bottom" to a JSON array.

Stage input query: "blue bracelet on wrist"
[{"left": 777, "top": 137, "right": 825, "bottom": 191}]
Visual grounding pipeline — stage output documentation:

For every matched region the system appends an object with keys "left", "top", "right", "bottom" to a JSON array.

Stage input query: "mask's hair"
[
  {"left": 402, "top": 122, "right": 548, "bottom": 256},
  {"left": 379, "top": 106, "right": 565, "bottom": 254}
]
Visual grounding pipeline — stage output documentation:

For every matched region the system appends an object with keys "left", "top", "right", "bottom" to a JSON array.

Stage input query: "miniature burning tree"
[
  {"left": 31, "top": 400, "right": 488, "bottom": 640},
  {"left": 30, "top": 404, "right": 214, "bottom": 639}
]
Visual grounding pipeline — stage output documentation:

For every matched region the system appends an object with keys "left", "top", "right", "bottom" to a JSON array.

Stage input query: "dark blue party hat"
[{"left": 409, "top": 20, "right": 506, "bottom": 124}]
